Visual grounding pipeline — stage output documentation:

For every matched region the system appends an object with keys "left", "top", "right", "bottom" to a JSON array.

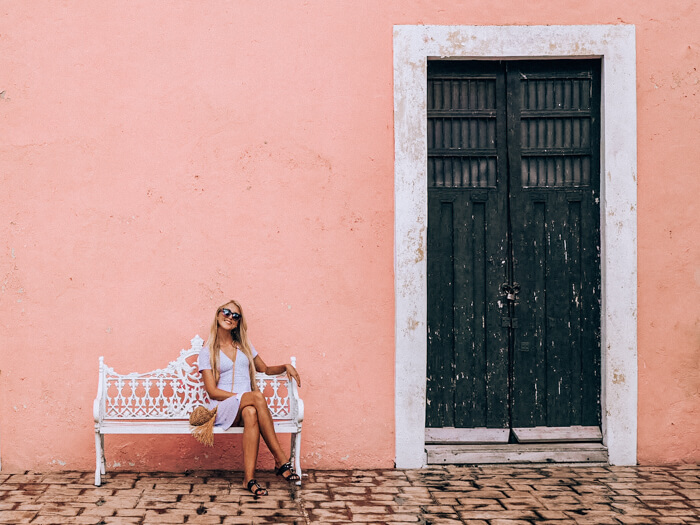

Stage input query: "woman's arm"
[
  {"left": 200, "top": 369, "right": 237, "bottom": 401},
  {"left": 253, "top": 355, "right": 301, "bottom": 387}
]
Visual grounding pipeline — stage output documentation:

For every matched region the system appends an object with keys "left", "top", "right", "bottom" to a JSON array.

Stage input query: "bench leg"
[
  {"left": 100, "top": 433, "right": 106, "bottom": 475},
  {"left": 94, "top": 431, "right": 102, "bottom": 486},
  {"left": 291, "top": 432, "right": 302, "bottom": 486}
]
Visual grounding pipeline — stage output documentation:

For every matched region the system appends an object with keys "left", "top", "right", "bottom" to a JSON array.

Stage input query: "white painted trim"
[{"left": 394, "top": 25, "right": 637, "bottom": 468}]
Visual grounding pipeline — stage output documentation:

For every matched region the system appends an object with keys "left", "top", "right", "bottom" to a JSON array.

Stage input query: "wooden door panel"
[
  {"left": 426, "top": 196, "right": 455, "bottom": 427},
  {"left": 508, "top": 61, "right": 601, "bottom": 428},
  {"left": 577, "top": 194, "right": 603, "bottom": 424},
  {"left": 510, "top": 194, "right": 548, "bottom": 427},
  {"left": 427, "top": 191, "right": 509, "bottom": 428},
  {"left": 453, "top": 195, "right": 485, "bottom": 428},
  {"left": 427, "top": 60, "right": 601, "bottom": 432},
  {"left": 427, "top": 62, "right": 510, "bottom": 429},
  {"left": 511, "top": 194, "right": 579, "bottom": 426}
]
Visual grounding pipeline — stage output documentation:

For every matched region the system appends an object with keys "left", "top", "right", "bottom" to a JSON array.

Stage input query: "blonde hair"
[{"left": 206, "top": 300, "right": 258, "bottom": 392}]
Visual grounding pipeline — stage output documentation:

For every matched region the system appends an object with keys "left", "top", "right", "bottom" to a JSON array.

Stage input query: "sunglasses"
[{"left": 220, "top": 308, "right": 242, "bottom": 320}]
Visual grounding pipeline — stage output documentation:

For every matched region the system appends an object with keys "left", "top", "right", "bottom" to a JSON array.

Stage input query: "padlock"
[{"left": 501, "top": 282, "right": 520, "bottom": 302}]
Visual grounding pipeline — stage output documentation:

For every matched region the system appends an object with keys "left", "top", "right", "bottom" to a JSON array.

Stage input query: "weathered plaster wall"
[
  {"left": 0, "top": 1, "right": 698, "bottom": 471},
  {"left": 635, "top": 8, "right": 700, "bottom": 463},
  {"left": 0, "top": 2, "right": 397, "bottom": 472}
]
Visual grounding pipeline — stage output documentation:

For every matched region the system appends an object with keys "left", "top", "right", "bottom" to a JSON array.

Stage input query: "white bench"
[{"left": 92, "top": 335, "right": 304, "bottom": 486}]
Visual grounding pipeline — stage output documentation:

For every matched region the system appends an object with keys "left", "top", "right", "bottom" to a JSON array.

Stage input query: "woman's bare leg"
[
  {"left": 238, "top": 391, "right": 288, "bottom": 468},
  {"left": 240, "top": 406, "right": 260, "bottom": 486}
]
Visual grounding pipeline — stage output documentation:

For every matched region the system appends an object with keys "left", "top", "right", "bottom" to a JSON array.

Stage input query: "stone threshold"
[{"left": 426, "top": 443, "right": 609, "bottom": 464}]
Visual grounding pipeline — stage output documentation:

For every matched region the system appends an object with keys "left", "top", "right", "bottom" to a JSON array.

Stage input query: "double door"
[{"left": 426, "top": 60, "right": 601, "bottom": 434}]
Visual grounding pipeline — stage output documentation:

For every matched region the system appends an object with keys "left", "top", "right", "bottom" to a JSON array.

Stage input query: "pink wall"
[
  {"left": 636, "top": 12, "right": 700, "bottom": 462},
  {"left": 0, "top": 1, "right": 697, "bottom": 472}
]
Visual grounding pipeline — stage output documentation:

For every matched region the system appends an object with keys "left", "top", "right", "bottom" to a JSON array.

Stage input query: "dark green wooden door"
[{"left": 426, "top": 60, "right": 601, "bottom": 431}]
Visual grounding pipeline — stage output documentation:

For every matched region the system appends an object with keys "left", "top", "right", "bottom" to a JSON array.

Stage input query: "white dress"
[{"left": 197, "top": 344, "right": 258, "bottom": 429}]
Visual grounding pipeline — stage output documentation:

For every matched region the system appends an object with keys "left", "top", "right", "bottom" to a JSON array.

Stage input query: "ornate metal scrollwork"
[{"left": 103, "top": 335, "right": 292, "bottom": 421}]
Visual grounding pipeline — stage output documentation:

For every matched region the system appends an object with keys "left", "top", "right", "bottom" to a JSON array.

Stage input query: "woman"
[{"left": 198, "top": 299, "right": 301, "bottom": 496}]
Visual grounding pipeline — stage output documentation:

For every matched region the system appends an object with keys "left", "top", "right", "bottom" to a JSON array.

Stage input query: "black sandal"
[
  {"left": 246, "top": 479, "right": 268, "bottom": 496},
  {"left": 276, "top": 461, "right": 301, "bottom": 482}
]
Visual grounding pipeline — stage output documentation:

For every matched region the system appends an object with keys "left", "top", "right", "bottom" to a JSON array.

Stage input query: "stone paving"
[{"left": 0, "top": 465, "right": 699, "bottom": 524}]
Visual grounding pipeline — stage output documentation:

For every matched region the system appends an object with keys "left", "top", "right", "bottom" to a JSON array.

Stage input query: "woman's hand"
[{"left": 285, "top": 364, "right": 301, "bottom": 387}]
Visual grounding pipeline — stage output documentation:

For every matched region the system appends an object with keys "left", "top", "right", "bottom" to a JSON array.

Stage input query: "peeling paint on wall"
[{"left": 613, "top": 372, "right": 626, "bottom": 384}]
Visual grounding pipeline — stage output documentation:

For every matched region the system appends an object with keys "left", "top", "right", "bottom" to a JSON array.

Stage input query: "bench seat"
[{"left": 98, "top": 420, "right": 300, "bottom": 435}]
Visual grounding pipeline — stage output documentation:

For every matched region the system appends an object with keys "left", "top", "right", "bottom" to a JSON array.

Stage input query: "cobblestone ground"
[{"left": 0, "top": 465, "right": 699, "bottom": 524}]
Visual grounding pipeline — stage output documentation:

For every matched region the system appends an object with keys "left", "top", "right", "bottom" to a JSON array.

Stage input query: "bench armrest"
[
  {"left": 93, "top": 356, "right": 105, "bottom": 428},
  {"left": 293, "top": 388, "right": 304, "bottom": 423},
  {"left": 289, "top": 356, "right": 304, "bottom": 423}
]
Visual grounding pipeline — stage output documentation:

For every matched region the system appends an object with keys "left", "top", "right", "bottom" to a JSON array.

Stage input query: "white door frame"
[{"left": 394, "top": 25, "right": 637, "bottom": 467}]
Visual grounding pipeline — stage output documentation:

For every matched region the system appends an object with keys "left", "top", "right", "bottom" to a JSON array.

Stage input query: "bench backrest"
[{"left": 96, "top": 336, "right": 298, "bottom": 421}]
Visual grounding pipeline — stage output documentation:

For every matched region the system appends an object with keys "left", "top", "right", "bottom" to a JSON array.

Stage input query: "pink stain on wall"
[{"left": 0, "top": 1, "right": 698, "bottom": 472}]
